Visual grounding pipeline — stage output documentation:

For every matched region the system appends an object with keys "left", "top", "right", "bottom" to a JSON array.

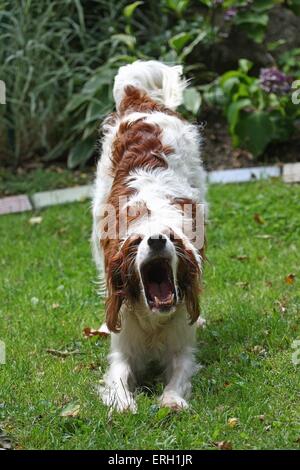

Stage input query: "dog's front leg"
[
  {"left": 160, "top": 349, "right": 197, "bottom": 410},
  {"left": 98, "top": 351, "right": 136, "bottom": 413}
]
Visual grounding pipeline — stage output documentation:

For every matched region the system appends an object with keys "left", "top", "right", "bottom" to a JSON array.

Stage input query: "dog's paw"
[
  {"left": 159, "top": 391, "right": 188, "bottom": 411},
  {"left": 96, "top": 384, "right": 137, "bottom": 413}
]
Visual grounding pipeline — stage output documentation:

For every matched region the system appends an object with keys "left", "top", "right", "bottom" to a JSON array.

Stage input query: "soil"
[{"left": 200, "top": 110, "right": 300, "bottom": 171}]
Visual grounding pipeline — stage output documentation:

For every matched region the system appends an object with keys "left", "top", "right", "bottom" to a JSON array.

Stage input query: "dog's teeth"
[{"left": 153, "top": 293, "right": 175, "bottom": 307}]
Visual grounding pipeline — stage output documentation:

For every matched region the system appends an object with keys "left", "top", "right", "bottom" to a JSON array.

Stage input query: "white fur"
[
  {"left": 92, "top": 61, "right": 206, "bottom": 412},
  {"left": 113, "top": 60, "right": 186, "bottom": 111}
]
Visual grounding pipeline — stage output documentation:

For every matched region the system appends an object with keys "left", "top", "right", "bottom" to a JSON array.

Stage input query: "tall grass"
[{"left": 0, "top": 0, "right": 129, "bottom": 167}]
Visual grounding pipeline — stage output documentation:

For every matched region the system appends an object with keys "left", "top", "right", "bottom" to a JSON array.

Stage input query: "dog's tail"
[{"left": 113, "top": 60, "right": 186, "bottom": 111}]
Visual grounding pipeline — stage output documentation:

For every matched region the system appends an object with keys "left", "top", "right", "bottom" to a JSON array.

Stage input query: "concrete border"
[
  {"left": 207, "top": 166, "right": 280, "bottom": 184},
  {"left": 1, "top": 163, "right": 298, "bottom": 216},
  {"left": 30, "top": 185, "right": 93, "bottom": 209},
  {"left": 0, "top": 195, "right": 32, "bottom": 215}
]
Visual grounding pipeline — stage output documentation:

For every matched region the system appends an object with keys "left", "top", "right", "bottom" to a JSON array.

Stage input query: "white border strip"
[
  {"left": 0, "top": 164, "right": 288, "bottom": 215},
  {"left": 31, "top": 185, "right": 93, "bottom": 209},
  {"left": 208, "top": 166, "right": 281, "bottom": 184}
]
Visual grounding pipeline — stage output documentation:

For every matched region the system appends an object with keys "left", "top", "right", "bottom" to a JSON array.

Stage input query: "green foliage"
[
  {"left": 0, "top": 0, "right": 129, "bottom": 167},
  {"left": 279, "top": 48, "right": 300, "bottom": 77},
  {"left": 233, "top": 0, "right": 275, "bottom": 43},
  {"left": 183, "top": 87, "right": 202, "bottom": 115},
  {"left": 286, "top": 0, "right": 300, "bottom": 15},
  {"left": 0, "top": 0, "right": 299, "bottom": 167},
  {"left": 209, "top": 60, "right": 300, "bottom": 157}
]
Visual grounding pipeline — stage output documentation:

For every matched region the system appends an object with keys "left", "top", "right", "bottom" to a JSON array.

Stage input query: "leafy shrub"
[
  {"left": 0, "top": 0, "right": 299, "bottom": 168},
  {"left": 204, "top": 59, "right": 300, "bottom": 156}
]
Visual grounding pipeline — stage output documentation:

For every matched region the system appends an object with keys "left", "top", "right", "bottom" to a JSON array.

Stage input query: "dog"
[{"left": 92, "top": 61, "right": 206, "bottom": 412}]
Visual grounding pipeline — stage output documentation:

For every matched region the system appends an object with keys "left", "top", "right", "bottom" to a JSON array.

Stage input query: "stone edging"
[{"left": 1, "top": 163, "right": 299, "bottom": 216}]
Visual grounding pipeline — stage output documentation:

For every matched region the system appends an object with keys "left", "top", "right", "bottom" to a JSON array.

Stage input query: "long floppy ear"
[
  {"left": 105, "top": 235, "right": 142, "bottom": 333},
  {"left": 176, "top": 244, "right": 202, "bottom": 324},
  {"left": 106, "top": 251, "right": 124, "bottom": 333}
]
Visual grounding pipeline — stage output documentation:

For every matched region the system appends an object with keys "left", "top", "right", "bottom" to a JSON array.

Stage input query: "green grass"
[
  {"left": 0, "top": 166, "right": 93, "bottom": 197},
  {"left": 0, "top": 179, "right": 299, "bottom": 450}
]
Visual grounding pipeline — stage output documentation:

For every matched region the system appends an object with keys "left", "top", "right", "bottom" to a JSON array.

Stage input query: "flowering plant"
[{"left": 204, "top": 59, "right": 300, "bottom": 156}]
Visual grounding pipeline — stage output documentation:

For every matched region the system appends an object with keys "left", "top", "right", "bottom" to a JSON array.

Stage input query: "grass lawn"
[
  {"left": 0, "top": 166, "right": 93, "bottom": 197},
  {"left": 0, "top": 179, "right": 299, "bottom": 450}
]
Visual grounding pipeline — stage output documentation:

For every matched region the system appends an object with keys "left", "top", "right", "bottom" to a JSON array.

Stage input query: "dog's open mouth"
[{"left": 141, "top": 259, "right": 176, "bottom": 312}]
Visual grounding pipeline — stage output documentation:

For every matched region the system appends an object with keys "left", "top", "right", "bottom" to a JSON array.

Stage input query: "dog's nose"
[{"left": 148, "top": 234, "right": 167, "bottom": 251}]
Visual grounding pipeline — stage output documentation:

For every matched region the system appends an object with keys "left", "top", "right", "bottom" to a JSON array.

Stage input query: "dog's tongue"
[{"left": 148, "top": 281, "right": 173, "bottom": 302}]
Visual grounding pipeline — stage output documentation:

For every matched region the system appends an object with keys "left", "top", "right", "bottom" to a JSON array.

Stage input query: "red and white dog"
[{"left": 92, "top": 61, "right": 206, "bottom": 412}]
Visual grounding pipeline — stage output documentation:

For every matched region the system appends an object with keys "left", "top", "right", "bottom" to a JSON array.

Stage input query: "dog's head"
[{"left": 105, "top": 227, "right": 202, "bottom": 332}]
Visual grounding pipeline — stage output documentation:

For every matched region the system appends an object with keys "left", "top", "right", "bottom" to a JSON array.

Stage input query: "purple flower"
[
  {"left": 224, "top": 7, "right": 237, "bottom": 21},
  {"left": 259, "top": 67, "right": 292, "bottom": 95}
]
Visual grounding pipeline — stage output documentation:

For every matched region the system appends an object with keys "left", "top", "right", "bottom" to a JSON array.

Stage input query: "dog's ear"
[
  {"left": 106, "top": 251, "right": 124, "bottom": 333},
  {"left": 176, "top": 245, "right": 201, "bottom": 324},
  {"left": 183, "top": 275, "right": 201, "bottom": 324},
  {"left": 105, "top": 235, "right": 142, "bottom": 333}
]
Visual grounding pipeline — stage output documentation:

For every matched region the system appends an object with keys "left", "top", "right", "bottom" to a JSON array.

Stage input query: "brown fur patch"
[
  {"left": 171, "top": 234, "right": 202, "bottom": 324},
  {"left": 105, "top": 235, "right": 142, "bottom": 332},
  {"left": 118, "top": 85, "right": 184, "bottom": 119},
  {"left": 171, "top": 197, "right": 206, "bottom": 259}
]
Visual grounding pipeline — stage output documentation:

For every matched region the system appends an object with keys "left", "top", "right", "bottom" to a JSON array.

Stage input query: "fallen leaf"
[
  {"left": 83, "top": 323, "right": 110, "bottom": 338},
  {"left": 214, "top": 440, "right": 232, "bottom": 450},
  {"left": 253, "top": 213, "right": 265, "bottom": 225},
  {"left": 29, "top": 216, "right": 43, "bottom": 225},
  {"left": 45, "top": 348, "right": 82, "bottom": 358},
  {"left": 52, "top": 303, "right": 60, "bottom": 309},
  {"left": 224, "top": 381, "right": 231, "bottom": 388},
  {"left": 60, "top": 402, "right": 80, "bottom": 418},
  {"left": 264, "top": 425, "right": 271, "bottom": 432},
  {"left": 228, "top": 417, "right": 239, "bottom": 428},
  {"left": 258, "top": 415, "right": 265, "bottom": 422},
  {"left": 73, "top": 362, "right": 99, "bottom": 372},
  {"left": 231, "top": 255, "right": 249, "bottom": 262},
  {"left": 285, "top": 273, "right": 296, "bottom": 285}
]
